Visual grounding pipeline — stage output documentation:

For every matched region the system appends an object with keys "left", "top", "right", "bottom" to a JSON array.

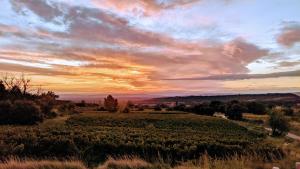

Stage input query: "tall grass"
[
  {"left": 0, "top": 154, "right": 296, "bottom": 169},
  {"left": 0, "top": 158, "right": 86, "bottom": 169}
]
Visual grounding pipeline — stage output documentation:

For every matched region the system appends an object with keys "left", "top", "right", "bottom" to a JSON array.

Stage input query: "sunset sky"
[{"left": 0, "top": 0, "right": 300, "bottom": 96}]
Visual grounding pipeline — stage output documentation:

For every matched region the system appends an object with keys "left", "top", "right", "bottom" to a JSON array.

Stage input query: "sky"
[{"left": 0, "top": 0, "right": 299, "bottom": 96}]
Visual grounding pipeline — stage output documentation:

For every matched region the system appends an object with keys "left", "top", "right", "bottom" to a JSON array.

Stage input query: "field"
[{"left": 0, "top": 111, "right": 282, "bottom": 168}]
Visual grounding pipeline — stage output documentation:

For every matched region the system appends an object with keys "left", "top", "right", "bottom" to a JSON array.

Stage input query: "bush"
[
  {"left": 209, "top": 101, "right": 226, "bottom": 113},
  {"left": 97, "top": 107, "right": 106, "bottom": 111},
  {"left": 225, "top": 101, "right": 247, "bottom": 120},
  {"left": 247, "top": 102, "right": 266, "bottom": 115},
  {"left": 0, "top": 100, "right": 13, "bottom": 122},
  {"left": 269, "top": 108, "right": 290, "bottom": 136},
  {"left": 191, "top": 103, "right": 214, "bottom": 116},
  {"left": 0, "top": 100, "right": 43, "bottom": 125},
  {"left": 11, "top": 100, "right": 43, "bottom": 125},
  {"left": 122, "top": 107, "right": 130, "bottom": 113}
]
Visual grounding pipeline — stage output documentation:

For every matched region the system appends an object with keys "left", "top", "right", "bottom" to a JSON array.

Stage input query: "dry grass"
[
  {"left": 97, "top": 157, "right": 156, "bottom": 169},
  {"left": 0, "top": 158, "right": 87, "bottom": 169},
  {"left": 0, "top": 154, "right": 297, "bottom": 169}
]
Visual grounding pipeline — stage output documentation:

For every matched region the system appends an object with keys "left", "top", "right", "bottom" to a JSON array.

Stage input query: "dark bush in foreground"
[{"left": 0, "top": 100, "right": 43, "bottom": 125}]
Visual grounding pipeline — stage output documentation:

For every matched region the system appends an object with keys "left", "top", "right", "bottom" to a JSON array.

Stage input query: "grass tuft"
[{"left": 97, "top": 157, "right": 153, "bottom": 169}]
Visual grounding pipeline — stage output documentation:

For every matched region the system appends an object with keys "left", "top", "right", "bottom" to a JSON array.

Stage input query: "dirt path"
[{"left": 265, "top": 127, "right": 300, "bottom": 141}]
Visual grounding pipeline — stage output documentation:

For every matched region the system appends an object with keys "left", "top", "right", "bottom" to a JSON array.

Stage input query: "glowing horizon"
[{"left": 0, "top": 0, "right": 300, "bottom": 96}]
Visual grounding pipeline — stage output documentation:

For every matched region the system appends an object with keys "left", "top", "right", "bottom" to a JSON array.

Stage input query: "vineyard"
[{"left": 0, "top": 112, "right": 282, "bottom": 166}]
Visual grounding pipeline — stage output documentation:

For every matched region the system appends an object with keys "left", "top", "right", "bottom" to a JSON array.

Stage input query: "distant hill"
[{"left": 147, "top": 93, "right": 300, "bottom": 104}]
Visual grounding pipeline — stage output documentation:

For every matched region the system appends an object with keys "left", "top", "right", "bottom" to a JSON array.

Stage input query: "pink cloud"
[{"left": 277, "top": 24, "right": 300, "bottom": 47}]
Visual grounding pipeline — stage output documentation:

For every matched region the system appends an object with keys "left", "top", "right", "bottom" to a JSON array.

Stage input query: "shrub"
[
  {"left": 97, "top": 107, "right": 106, "bottom": 111},
  {"left": 209, "top": 101, "right": 226, "bottom": 113},
  {"left": 269, "top": 108, "right": 290, "bottom": 136},
  {"left": 191, "top": 103, "right": 214, "bottom": 116},
  {"left": 10, "top": 100, "right": 43, "bottom": 125},
  {"left": 122, "top": 107, "right": 130, "bottom": 113},
  {"left": 76, "top": 100, "right": 87, "bottom": 107},
  {"left": 225, "top": 101, "right": 247, "bottom": 120},
  {"left": 0, "top": 100, "right": 13, "bottom": 122},
  {"left": 246, "top": 102, "right": 266, "bottom": 115},
  {"left": 0, "top": 100, "right": 43, "bottom": 125}
]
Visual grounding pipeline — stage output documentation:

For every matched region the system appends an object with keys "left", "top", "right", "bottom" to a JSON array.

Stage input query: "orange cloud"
[{"left": 91, "top": 0, "right": 201, "bottom": 16}]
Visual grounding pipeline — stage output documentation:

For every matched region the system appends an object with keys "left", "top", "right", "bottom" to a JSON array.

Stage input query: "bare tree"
[
  {"left": 20, "top": 73, "right": 31, "bottom": 95},
  {"left": 1, "top": 73, "right": 32, "bottom": 95}
]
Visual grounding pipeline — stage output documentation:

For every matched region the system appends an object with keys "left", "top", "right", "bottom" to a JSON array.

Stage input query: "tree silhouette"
[{"left": 104, "top": 95, "right": 118, "bottom": 112}]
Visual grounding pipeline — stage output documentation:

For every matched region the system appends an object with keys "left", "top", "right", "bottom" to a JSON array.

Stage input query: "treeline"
[
  {"left": 0, "top": 74, "right": 69, "bottom": 125},
  {"left": 152, "top": 93, "right": 300, "bottom": 103},
  {"left": 161, "top": 100, "right": 296, "bottom": 120}
]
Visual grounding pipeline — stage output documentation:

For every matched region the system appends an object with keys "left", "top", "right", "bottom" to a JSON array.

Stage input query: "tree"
[
  {"left": 247, "top": 102, "right": 266, "bottom": 115},
  {"left": 225, "top": 101, "right": 247, "bottom": 120},
  {"left": 209, "top": 101, "right": 226, "bottom": 113},
  {"left": 192, "top": 103, "right": 214, "bottom": 116},
  {"left": 104, "top": 95, "right": 118, "bottom": 112},
  {"left": 269, "top": 108, "right": 289, "bottom": 136},
  {"left": 20, "top": 73, "right": 31, "bottom": 95}
]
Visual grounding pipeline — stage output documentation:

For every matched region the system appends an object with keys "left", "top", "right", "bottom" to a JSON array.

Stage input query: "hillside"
[{"left": 147, "top": 93, "right": 300, "bottom": 104}]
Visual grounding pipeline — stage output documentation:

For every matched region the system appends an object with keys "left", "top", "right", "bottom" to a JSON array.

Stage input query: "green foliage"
[
  {"left": 104, "top": 95, "right": 118, "bottom": 112},
  {"left": 269, "top": 108, "right": 290, "bottom": 136}
]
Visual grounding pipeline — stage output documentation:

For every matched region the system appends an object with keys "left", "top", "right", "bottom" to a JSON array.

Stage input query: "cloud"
[
  {"left": 91, "top": 0, "right": 201, "bottom": 16},
  {"left": 164, "top": 69, "right": 300, "bottom": 81},
  {"left": 11, "top": 0, "right": 64, "bottom": 22},
  {"left": 277, "top": 23, "right": 300, "bottom": 47},
  {"left": 2, "top": 0, "right": 281, "bottom": 94},
  {"left": 278, "top": 61, "right": 300, "bottom": 67}
]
